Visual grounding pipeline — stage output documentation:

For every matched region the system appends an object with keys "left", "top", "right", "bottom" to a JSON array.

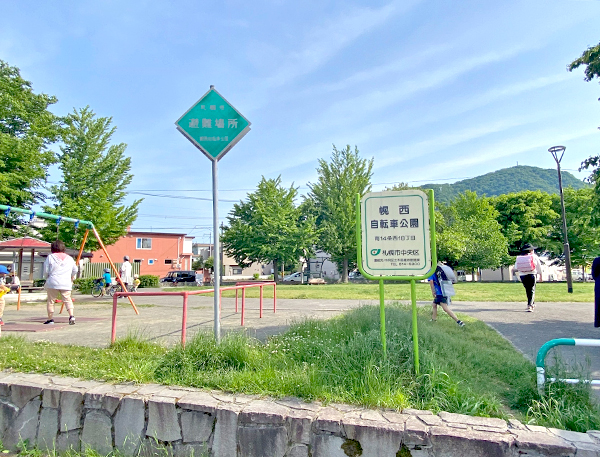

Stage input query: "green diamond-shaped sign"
[{"left": 175, "top": 87, "right": 251, "bottom": 161}]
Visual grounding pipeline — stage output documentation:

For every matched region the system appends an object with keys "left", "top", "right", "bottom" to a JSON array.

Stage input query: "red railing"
[{"left": 111, "top": 282, "right": 276, "bottom": 347}]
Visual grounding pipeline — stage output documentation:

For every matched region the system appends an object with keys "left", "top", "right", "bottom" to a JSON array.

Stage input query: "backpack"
[{"left": 515, "top": 254, "right": 535, "bottom": 273}]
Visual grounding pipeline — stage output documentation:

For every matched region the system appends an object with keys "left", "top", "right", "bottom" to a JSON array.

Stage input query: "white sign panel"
[{"left": 360, "top": 190, "right": 431, "bottom": 277}]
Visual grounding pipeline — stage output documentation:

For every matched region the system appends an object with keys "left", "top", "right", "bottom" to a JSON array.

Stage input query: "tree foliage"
[
  {"left": 436, "top": 191, "right": 507, "bottom": 273},
  {"left": 41, "top": 107, "right": 141, "bottom": 249},
  {"left": 569, "top": 41, "right": 600, "bottom": 221},
  {"left": 222, "top": 176, "right": 317, "bottom": 282},
  {"left": 0, "top": 60, "right": 61, "bottom": 211},
  {"left": 569, "top": 41, "right": 600, "bottom": 83},
  {"left": 307, "top": 145, "right": 373, "bottom": 282},
  {"left": 548, "top": 188, "right": 600, "bottom": 269},
  {"left": 490, "top": 191, "right": 559, "bottom": 256}
]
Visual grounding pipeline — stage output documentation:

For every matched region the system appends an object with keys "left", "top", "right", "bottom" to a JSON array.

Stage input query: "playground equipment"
[
  {"left": 111, "top": 282, "right": 277, "bottom": 347},
  {"left": 536, "top": 338, "right": 600, "bottom": 394},
  {"left": 0, "top": 204, "right": 138, "bottom": 315}
]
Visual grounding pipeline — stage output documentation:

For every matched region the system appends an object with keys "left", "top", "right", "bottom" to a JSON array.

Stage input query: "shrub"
[
  {"left": 139, "top": 275, "right": 159, "bottom": 288},
  {"left": 253, "top": 273, "right": 260, "bottom": 280},
  {"left": 73, "top": 277, "right": 95, "bottom": 294},
  {"left": 33, "top": 279, "right": 45, "bottom": 287}
]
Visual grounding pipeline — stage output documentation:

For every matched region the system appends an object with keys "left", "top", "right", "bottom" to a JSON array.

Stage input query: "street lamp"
[{"left": 548, "top": 146, "right": 573, "bottom": 293}]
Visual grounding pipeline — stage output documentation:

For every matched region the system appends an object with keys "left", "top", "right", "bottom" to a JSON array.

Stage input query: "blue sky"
[{"left": 1, "top": 0, "right": 600, "bottom": 243}]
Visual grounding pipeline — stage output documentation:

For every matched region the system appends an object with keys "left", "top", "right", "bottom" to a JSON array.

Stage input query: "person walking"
[
  {"left": 429, "top": 262, "right": 464, "bottom": 327},
  {"left": 592, "top": 256, "right": 600, "bottom": 327},
  {"left": 513, "top": 243, "right": 543, "bottom": 312},
  {"left": 43, "top": 240, "right": 78, "bottom": 325},
  {"left": 0, "top": 265, "right": 10, "bottom": 329},
  {"left": 120, "top": 256, "right": 133, "bottom": 289}
]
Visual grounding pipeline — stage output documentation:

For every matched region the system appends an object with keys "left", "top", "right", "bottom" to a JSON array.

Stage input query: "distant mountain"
[{"left": 420, "top": 165, "right": 588, "bottom": 204}]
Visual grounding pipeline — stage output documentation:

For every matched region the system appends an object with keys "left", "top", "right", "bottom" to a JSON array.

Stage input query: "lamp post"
[{"left": 549, "top": 146, "right": 573, "bottom": 293}]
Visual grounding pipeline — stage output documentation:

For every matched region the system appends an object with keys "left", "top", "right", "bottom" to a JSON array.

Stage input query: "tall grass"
[{"left": 0, "top": 304, "right": 597, "bottom": 431}]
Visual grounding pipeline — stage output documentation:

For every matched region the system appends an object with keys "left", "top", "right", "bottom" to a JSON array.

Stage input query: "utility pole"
[
  {"left": 220, "top": 222, "right": 224, "bottom": 284},
  {"left": 549, "top": 146, "right": 573, "bottom": 293}
]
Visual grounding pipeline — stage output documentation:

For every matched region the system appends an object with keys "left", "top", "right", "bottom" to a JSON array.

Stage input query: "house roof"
[
  {"left": 0, "top": 237, "right": 51, "bottom": 249},
  {"left": 0, "top": 237, "right": 93, "bottom": 258},
  {"left": 126, "top": 231, "right": 189, "bottom": 237}
]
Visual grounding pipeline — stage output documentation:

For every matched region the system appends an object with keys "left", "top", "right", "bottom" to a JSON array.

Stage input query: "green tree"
[
  {"left": 222, "top": 176, "right": 317, "bottom": 282},
  {"left": 0, "top": 60, "right": 61, "bottom": 212},
  {"left": 307, "top": 145, "right": 374, "bottom": 282},
  {"left": 437, "top": 191, "right": 507, "bottom": 278},
  {"left": 548, "top": 188, "right": 600, "bottom": 273},
  {"left": 203, "top": 256, "right": 214, "bottom": 271},
  {"left": 41, "top": 107, "right": 141, "bottom": 249},
  {"left": 192, "top": 257, "right": 204, "bottom": 271},
  {"left": 490, "top": 191, "right": 559, "bottom": 256},
  {"left": 569, "top": 42, "right": 600, "bottom": 221}
]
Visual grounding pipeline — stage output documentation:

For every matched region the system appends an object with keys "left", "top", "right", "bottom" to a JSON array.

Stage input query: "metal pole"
[
  {"left": 411, "top": 279, "right": 420, "bottom": 375},
  {"left": 379, "top": 279, "right": 387, "bottom": 358},
  {"left": 549, "top": 146, "right": 573, "bottom": 293},
  {"left": 212, "top": 158, "right": 221, "bottom": 341}
]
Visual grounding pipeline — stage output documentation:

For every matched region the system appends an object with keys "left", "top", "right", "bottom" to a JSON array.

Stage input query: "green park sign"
[
  {"left": 360, "top": 190, "right": 432, "bottom": 277},
  {"left": 175, "top": 87, "right": 251, "bottom": 162}
]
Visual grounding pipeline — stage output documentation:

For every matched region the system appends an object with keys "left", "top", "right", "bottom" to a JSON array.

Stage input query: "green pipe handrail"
[{"left": 536, "top": 338, "right": 600, "bottom": 394}]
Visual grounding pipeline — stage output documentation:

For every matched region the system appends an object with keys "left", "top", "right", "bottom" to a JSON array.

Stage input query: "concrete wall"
[{"left": 0, "top": 372, "right": 598, "bottom": 456}]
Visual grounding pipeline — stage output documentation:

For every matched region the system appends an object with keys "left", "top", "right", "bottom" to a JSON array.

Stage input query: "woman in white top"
[{"left": 43, "top": 240, "right": 78, "bottom": 325}]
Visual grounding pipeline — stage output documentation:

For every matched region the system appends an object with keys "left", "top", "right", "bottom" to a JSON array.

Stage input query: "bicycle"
[
  {"left": 91, "top": 279, "right": 110, "bottom": 298},
  {"left": 110, "top": 283, "right": 136, "bottom": 296}
]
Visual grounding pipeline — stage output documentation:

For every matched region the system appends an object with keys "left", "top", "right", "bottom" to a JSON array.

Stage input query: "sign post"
[
  {"left": 176, "top": 86, "right": 251, "bottom": 342},
  {"left": 356, "top": 190, "right": 436, "bottom": 373}
]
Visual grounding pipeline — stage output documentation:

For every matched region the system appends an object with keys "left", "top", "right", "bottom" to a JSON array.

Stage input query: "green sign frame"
[{"left": 355, "top": 189, "right": 437, "bottom": 374}]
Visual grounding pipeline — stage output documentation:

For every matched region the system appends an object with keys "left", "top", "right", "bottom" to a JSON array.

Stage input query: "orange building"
[{"left": 91, "top": 230, "right": 194, "bottom": 278}]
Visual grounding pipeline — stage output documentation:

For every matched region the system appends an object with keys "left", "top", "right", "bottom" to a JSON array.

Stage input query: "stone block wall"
[{"left": 0, "top": 371, "right": 598, "bottom": 456}]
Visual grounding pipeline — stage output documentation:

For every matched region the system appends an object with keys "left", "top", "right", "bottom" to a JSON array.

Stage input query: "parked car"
[
  {"left": 160, "top": 271, "right": 197, "bottom": 285},
  {"left": 282, "top": 272, "right": 326, "bottom": 285}
]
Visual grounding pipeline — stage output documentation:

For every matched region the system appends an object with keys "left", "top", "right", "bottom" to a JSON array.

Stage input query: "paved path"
[{"left": 3, "top": 291, "right": 599, "bottom": 385}]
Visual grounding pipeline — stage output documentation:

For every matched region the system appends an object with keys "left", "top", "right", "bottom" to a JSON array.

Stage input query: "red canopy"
[{"left": 0, "top": 237, "right": 51, "bottom": 250}]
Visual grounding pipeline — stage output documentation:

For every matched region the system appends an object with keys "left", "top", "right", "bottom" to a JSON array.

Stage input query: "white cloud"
[{"left": 263, "top": 0, "right": 420, "bottom": 88}]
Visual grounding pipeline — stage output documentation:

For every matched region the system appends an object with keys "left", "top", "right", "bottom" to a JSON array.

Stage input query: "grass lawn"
[
  {"left": 169, "top": 281, "right": 594, "bottom": 302},
  {"left": 0, "top": 304, "right": 597, "bottom": 432}
]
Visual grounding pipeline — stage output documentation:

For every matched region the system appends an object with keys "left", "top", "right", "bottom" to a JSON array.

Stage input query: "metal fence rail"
[
  {"left": 111, "top": 282, "right": 277, "bottom": 347},
  {"left": 536, "top": 338, "right": 600, "bottom": 394}
]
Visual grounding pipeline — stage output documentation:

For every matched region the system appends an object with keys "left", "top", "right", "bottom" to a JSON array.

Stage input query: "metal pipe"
[
  {"left": 241, "top": 287, "right": 246, "bottom": 326},
  {"left": 259, "top": 284, "right": 263, "bottom": 318},
  {"left": 111, "top": 293, "right": 118, "bottom": 344},
  {"left": 0, "top": 205, "right": 94, "bottom": 228},
  {"left": 182, "top": 292, "right": 188, "bottom": 347},
  {"left": 212, "top": 159, "right": 221, "bottom": 341}
]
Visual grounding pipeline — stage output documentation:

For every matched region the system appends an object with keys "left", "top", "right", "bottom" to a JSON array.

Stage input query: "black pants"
[{"left": 520, "top": 274, "right": 536, "bottom": 307}]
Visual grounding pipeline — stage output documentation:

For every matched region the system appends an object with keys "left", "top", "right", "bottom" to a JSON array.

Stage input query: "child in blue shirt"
[
  {"left": 102, "top": 268, "right": 112, "bottom": 294},
  {"left": 428, "top": 262, "right": 464, "bottom": 327}
]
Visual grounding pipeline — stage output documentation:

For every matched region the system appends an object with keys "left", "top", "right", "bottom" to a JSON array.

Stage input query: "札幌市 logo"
[{"left": 370, "top": 249, "right": 381, "bottom": 256}]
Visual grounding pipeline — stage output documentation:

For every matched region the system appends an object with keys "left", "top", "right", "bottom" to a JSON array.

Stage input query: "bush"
[
  {"left": 33, "top": 279, "right": 45, "bottom": 287},
  {"left": 139, "top": 275, "right": 159, "bottom": 288},
  {"left": 73, "top": 277, "right": 95, "bottom": 294},
  {"left": 253, "top": 273, "right": 260, "bottom": 280}
]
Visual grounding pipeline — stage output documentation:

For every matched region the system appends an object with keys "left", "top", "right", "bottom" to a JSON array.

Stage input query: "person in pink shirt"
[{"left": 43, "top": 240, "right": 78, "bottom": 325}]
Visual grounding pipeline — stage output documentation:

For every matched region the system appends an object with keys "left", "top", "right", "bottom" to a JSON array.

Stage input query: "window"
[
  {"left": 148, "top": 259, "right": 155, "bottom": 265},
  {"left": 232, "top": 268, "right": 243, "bottom": 275},
  {"left": 165, "top": 259, "right": 173, "bottom": 265},
  {"left": 134, "top": 259, "right": 142, "bottom": 264},
  {"left": 136, "top": 238, "right": 152, "bottom": 249}
]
